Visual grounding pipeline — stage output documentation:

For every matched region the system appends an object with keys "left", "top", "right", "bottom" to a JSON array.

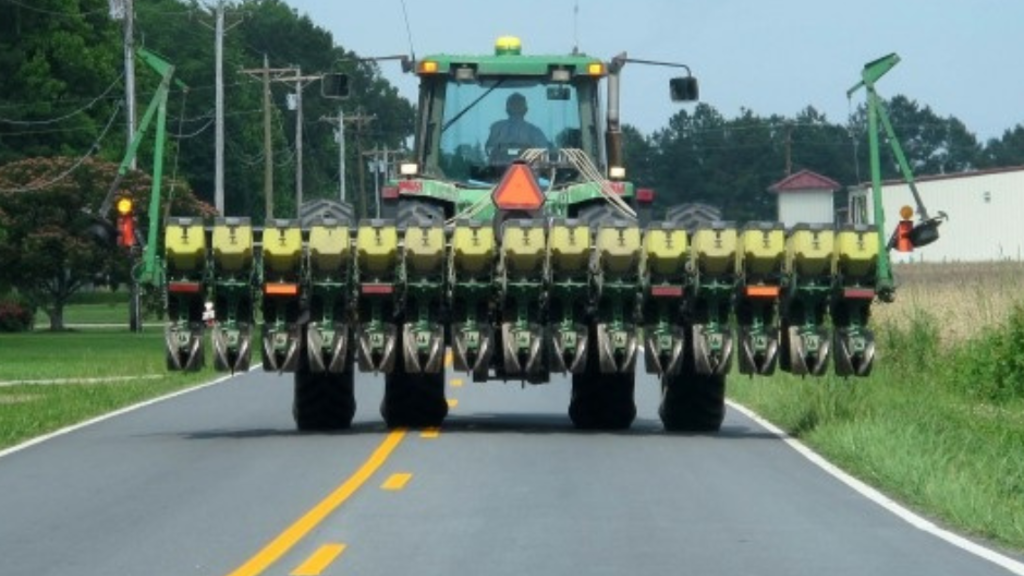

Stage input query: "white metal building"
[
  {"left": 768, "top": 169, "right": 840, "bottom": 227},
  {"left": 848, "top": 166, "right": 1024, "bottom": 262}
]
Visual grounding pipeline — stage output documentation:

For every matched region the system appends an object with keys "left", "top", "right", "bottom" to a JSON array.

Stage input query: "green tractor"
[{"left": 161, "top": 40, "right": 939, "bottom": 433}]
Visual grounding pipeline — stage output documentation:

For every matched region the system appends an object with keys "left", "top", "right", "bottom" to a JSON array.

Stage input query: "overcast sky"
[{"left": 282, "top": 0, "right": 1022, "bottom": 141}]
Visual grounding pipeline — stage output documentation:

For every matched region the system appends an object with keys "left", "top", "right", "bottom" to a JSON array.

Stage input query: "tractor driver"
[{"left": 486, "top": 92, "right": 550, "bottom": 160}]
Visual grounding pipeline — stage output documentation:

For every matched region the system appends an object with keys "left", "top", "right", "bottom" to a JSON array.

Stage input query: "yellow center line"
[
  {"left": 381, "top": 472, "right": 413, "bottom": 491},
  {"left": 444, "top": 350, "right": 453, "bottom": 367},
  {"left": 449, "top": 378, "right": 464, "bottom": 388},
  {"left": 224, "top": 430, "right": 406, "bottom": 576},
  {"left": 290, "top": 543, "right": 347, "bottom": 576},
  {"left": 420, "top": 428, "right": 441, "bottom": 439},
  {"left": 447, "top": 398, "right": 459, "bottom": 408}
]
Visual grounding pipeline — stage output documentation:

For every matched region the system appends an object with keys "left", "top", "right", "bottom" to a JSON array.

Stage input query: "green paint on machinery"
[{"left": 155, "top": 39, "right": 944, "bottom": 432}]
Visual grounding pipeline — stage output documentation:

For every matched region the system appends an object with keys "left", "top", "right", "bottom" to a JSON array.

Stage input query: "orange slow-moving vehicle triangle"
[{"left": 491, "top": 162, "right": 545, "bottom": 211}]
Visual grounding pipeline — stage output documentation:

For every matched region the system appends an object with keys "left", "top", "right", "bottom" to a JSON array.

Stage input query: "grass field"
[
  {"left": 730, "top": 260, "right": 1024, "bottom": 550},
  {"left": 0, "top": 328, "right": 218, "bottom": 449}
]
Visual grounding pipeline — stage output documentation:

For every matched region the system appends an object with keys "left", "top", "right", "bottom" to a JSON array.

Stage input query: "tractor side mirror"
[
  {"left": 670, "top": 76, "right": 699, "bottom": 102},
  {"left": 321, "top": 73, "right": 350, "bottom": 99}
]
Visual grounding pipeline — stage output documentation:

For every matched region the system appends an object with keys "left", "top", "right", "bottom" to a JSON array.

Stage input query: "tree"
[
  {"left": 0, "top": 157, "right": 210, "bottom": 330},
  {"left": 0, "top": 0, "right": 121, "bottom": 164},
  {"left": 979, "top": 124, "right": 1024, "bottom": 168},
  {"left": 847, "top": 95, "right": 980, "bottom": 178}
]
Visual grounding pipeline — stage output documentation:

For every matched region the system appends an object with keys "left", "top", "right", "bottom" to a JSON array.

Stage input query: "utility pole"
[
  {"left": 201, "top": 1, "right": 243, "bottom": 215},
  {"left": 320, "top": 109, "right": 375, "bottom": 205},
  {"left": 260, "top": 55, "right": 273, "bottom": 220},
  {"left": 241, "top": 62, "right": 321, "bottom": 219},
  {"left": 214, "top": 2, "right": 224, "bottom": 213},
  {"left": 123, "top": 0, "right": 136, "bottom": 169},
  {"left": 785, "top": 122, "right": 793, "bottom": 176},
  {"left": 338, "top": 107, "right": 345, "bottom": 202}
]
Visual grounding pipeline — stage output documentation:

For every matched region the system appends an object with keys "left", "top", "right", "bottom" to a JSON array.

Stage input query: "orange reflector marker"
[
  {"left": 651, "top": 285, "right": 684, "bottom": 298},
  {"left": 265, "top": 283, "right": 299, "bottom": 296},
  {"left": 361, "top": 283, "right": 394, "bottom": 295},
  {"left": 168, "top": 281, "right": 201, "bottom": 294},
  {"left": 492, "top": 162, "right": 545, "bottom": 211},
  {"left": 844, "top": 288, "right": 875, "bottom": 300},
  {"left": 745, "top": 285, "right": 780, "bottom": 298}
]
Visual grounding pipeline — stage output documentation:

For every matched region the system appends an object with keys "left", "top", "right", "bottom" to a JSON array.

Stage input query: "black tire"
[
  {"left": 659, "top": 365, "right": 726, "bottom": 432},
  {"left": 380, "top": 368, "right": 449, "bottom": 429},
  {"left": 398, "top": 199, "right": 445, "bottom": 228},
  {"left": 298, "top": 198, "right": 354, "bottom": 227},
  {"left": 569, "top": 372, "right": 637, "bottom": 430},
  {"left": 292, "top": 335, "right": 356, "bottom": 431},
  {"left": 574, "top": 201, "right": 635, "bottom": 229},
  {"left": 663, "top": 202, "right": 722, "bottom": 230},
  {"left": 568, "top": 326, "right": 637, "bottom": 430}
]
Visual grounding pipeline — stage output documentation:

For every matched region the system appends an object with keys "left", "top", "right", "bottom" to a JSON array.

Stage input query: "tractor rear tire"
[
  {"left": 293, "top": 354, "right": 357, "bottom": 431},
  {"left": 568, "top": 326, "right": 636, "bottom": 430},
  {"left": 569, "top": 372, "right": 637, "bottom": 430},
  {"left": 574, "top": 201, "right": 633, "bottom": 229},
  {"left": 398, "top": 199, "right": 446, "bottom": 228},
  {"left": 380, "top": 369, "right": 449, "bottom": 429},
  {"left": 658, "top": 369, "right": 726, "bottom": 433}
]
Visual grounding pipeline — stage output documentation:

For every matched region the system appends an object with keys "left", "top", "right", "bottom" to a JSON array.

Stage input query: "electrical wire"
[
  {"left": 0, "top": 73, "right": 125, "bottom": 126},
  {"left": 0, "top": 101, "right": 123, "bottom": 193},
  {"left": 0, "top": 0, "right": 111, "bottom": 17}
]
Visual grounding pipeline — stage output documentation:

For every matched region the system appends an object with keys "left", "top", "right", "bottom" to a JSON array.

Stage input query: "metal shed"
[{"left": 848, "top": 166, "right": 1024, "bottom": 262}]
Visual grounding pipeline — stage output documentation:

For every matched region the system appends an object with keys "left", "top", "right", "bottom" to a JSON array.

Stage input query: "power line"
[
  {"left": 0, "top": 73, "right": 124, "bottom": 126},
  {"left": 0, "top": 0, "right": 110, "bottom": 17},
  {"left": 0, "top": 101, "right": 122, "bottom": 193}
]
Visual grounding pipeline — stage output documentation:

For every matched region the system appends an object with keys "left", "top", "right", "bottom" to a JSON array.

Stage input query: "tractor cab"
[{"left": 409, "top": 37, "right": 608, "bottom": 187}]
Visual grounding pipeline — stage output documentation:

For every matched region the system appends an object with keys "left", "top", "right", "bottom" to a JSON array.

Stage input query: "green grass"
[
  {"left": 32, "top": 291, "right": 133, "bottom": 328},
  {"left": 0, "top": 328, "right": 219, "bottom": 450},
  {"left": 729, "top": 310, "right": 1024, "bottom": 551}
]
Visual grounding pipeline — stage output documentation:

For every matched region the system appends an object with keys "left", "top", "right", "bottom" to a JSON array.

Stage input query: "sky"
[{"left": 281, "top": 0, "right": 1023, "bottom": 142}]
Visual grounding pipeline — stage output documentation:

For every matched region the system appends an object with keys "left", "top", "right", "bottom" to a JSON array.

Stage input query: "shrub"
[
  {"left": 0, "top": 295, "right": 34, "bottom": 332},
  {"left": 952, "top": 304, "right": 1024, "bottom": 402}
]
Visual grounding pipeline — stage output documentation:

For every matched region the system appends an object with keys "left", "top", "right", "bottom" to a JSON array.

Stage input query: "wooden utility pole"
[
  {"left": 240, "top": 60, "right": 316, "bottom": 220},
  {"left": 123, "top": 0, "right": 136, "bottom": 169},
  {"left": 320, "top": 110, "right": 375, "bottom": 205},
  {"left": 349, "top": 112, "right": 376, "bottom": 218}
]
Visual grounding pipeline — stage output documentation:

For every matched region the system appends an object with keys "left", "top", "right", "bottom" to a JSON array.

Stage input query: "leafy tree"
[
  {"left": 847, "top": 95, "right": 980, "bottom": 177},
  {"left": 0, "top": 0, "right": 121, "bottom": 164},
  {"left": 979, "top": 125, "right": 1024, "bottom": 168},
  {"left": 0, "top": 157, "right": 210, "bottom": 330}
]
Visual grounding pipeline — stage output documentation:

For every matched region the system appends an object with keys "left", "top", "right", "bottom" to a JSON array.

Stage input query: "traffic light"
[
  {"left": 321, "top": 73, "right": 350, "bottom": 99},
  {"left": 116, "top": 196, "right": 135, "bottom": 248}
]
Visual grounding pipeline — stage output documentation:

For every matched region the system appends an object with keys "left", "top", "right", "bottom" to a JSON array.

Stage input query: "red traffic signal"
[
  {"left": 115, "top": 196, "right": 135, "bottom": 247},
  {"left": 117, "top": 214, "right": 135, "bottom": 247}
]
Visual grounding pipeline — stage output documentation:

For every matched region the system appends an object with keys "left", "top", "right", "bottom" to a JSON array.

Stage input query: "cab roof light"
[
  {"left": 495, "top": 36, "right": 522, "bottom": 56},
  {"left": 419, "top": 60, "right": 439, "bottom": 74},
  {"left": 551, "top": 68, "right": 571, "bottom": 82},
  {"left": 587, "top": 62, "right": 606, "bottom": 76}
]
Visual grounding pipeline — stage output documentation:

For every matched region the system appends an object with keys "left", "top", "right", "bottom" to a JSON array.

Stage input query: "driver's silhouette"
[{"left": 486, "top": 92, "right": 549, "bottom": 159}]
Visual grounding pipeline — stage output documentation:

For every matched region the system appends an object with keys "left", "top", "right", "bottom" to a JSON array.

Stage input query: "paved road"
[{"left": 1, "top": 367, "right": 1021, "bottom": 576}]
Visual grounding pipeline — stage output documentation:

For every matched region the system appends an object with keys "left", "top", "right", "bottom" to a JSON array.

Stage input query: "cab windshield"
[{"left": 435, "top": 78, "right": 595, "bottom": 185}]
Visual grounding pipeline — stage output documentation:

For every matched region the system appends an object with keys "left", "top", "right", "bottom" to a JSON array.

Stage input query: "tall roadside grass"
[{"left": 729, "top": 261, "right": 1024, "bottom": 550}]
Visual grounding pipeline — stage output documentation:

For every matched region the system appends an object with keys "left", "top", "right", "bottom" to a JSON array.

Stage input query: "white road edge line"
[
  {"left": 727, "top": 399, "right": 1024, "bottom": 575},
  {"left": 0, "top": 367, "right": 256, "bottom": 461}
]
